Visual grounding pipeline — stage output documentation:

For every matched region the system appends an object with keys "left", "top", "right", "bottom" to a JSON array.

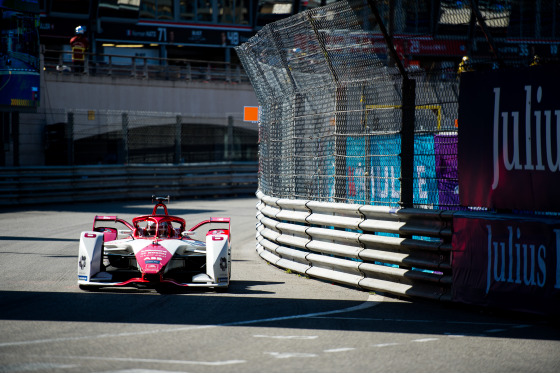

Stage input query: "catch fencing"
[
  {"left": 236, "top": 0, "right": 560, "bottom": 305},
  {"left": 235, "top": 0, "right": 461, "bottom": 209},
  {"left": 235, "top": 0, "right": 545, "bottom": 210}
]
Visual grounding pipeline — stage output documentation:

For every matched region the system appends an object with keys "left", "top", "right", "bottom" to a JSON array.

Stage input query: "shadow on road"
[
  {"left": 0, "top": 197, "right": 251, "bottom": 216},
  {"left": 0, "top": 287, "right": 558, "bottom": 342},
  {"left": 0, "top": 236, "right": 77, "bottom": 242}
]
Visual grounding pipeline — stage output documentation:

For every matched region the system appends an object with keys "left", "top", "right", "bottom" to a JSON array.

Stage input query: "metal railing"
[
  {"left": 42, "top": 49, "right": 250, "bottom": 83},
  {"left": 0, "top": 162, "right": 257, "bottom": 206},
  {"left": 255, "top": 190, "right": 453, "bottom": 301}
]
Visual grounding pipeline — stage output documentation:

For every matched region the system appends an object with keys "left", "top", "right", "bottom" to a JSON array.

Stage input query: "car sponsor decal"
[
  {"left": 78, "top": 256, "right": 87, "bottom": 270},
  {"left": 220, "top": 257, "right": 227, "bottom": 271},
  {"left": 136, "top": 244, "right": 172, "bottom": 274},
  {"left": 78, "top": 275, "right": 88, "bottom": 281},
  {"left": 218, "top": 277, "right": 228, "bottom": 283}
]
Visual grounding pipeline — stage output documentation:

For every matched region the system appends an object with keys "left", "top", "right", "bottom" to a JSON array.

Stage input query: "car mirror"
[
  {"left": 182, "top": 230, "right": 196, "bottom": 237},
  {"left": 118, "top": 229, "right": 132, "bottom": 236}
]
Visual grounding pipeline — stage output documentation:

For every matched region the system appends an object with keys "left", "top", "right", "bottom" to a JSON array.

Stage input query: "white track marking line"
[
  {"left": 0, "top": 294, "right": 381, "bottom": 347},
  {"left": 113, "top": 370, "right": 185, "bottom": 373},
  {"left": 254, "top": 334, "right": 318, "bottom": 339},
  {"left": 37, "top": 355, "right": 245, "bottom": 366},
  {"left": 0, "top": 324, "right": 215, "bottom": 347},
  {"left": 0, "top": 363, "right": 77, "bottom": 371},
  {"left": 444, "top": 332, "right": 486, "bottom": 337},
  {"left": 324, "top": 347, "right": 355, "bottom": 353},
  {"left": 372, "top": 343, "right": 399, "bottom": 347},
  {"left": 309, "top": 316, "right": 527, "bottom": 327},
  {"left": 265, "top": 352, "right": 318, "bottom": 359},
  {"left": 412, "top": 338, "right": 439, "bottom": 343}
]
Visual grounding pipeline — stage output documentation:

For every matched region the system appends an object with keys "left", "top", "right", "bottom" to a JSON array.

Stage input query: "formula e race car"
[{"left": 77, "top": 196, "right": 231, "bottom": 292}]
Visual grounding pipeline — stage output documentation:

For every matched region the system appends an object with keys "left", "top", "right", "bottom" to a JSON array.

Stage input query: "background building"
[
  {"left": 38, "top": 0, "right": 335, "bottom": 64},
  {"left": 3, "top": 0, "right": 560, "bottom": 167}
]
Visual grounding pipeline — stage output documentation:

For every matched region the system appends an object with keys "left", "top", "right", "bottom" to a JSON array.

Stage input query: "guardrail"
[
  {"left": 42, "top": 49, "right": 250, "bottom": 83},
  {"left": 255, "top": 190, "right": 453, "bottom": 301},
  {"left": 0, "top": 162, "right": 257, "bottom": 206}
]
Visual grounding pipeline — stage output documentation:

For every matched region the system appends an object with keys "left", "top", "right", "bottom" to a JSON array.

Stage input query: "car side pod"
[
  {"left": 205, "top": 230, "right": 231, "bottom": 288},
  {"left": 77, "top": 231, "right": 104, "bottom": 284}
]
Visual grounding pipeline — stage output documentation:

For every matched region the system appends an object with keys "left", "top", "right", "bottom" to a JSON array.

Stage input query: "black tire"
[
  {"left": 155, "top": 284, "right": 178, "bottom": 294},
  {"left": 79, "top": 284, "right": 100, "bottom": 292},
  {"left": 215, "top": 285, "right": 229, "bottom": 293}
]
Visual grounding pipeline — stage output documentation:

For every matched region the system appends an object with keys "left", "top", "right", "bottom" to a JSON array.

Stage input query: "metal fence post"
[
  {"left": 367, "top": 0, "right": 415, "bottom": 207},
  {"left": 306, "top": 12, "right": 346, "bottom": 202},
  {"left": 143, "top": 57, "right": 148, "bottom": 79},
  {"left": 400, "top": 78, "right": 416, "bottom": 208},
  {"left": 66, "top": 112, "right": 74, "bottom": 165},
  {"left": 226, "top": 115, "right": 234, "bottom": 160},
  {"left": 226, "top": 63, "right": 231, "bottom": 83},
  {"left": 131, "top": 57, "right": 136, "bottom": 78},
  {"left": 11, "top": 112, "right": 19, "bottom": 167},
  {"left": 175, "top": 115, "right": 182, "bottom": 164},
  {"left": 121, "top": 113, "right": 129, "bottom": 164}
]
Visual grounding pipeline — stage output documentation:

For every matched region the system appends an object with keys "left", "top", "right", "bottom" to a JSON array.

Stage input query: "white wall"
[
  {"left": 41, "top": 73, "right": 258, "bottom": 116},
  {"left": 15, "top": 72, "right": 258, "bottom": 166}
]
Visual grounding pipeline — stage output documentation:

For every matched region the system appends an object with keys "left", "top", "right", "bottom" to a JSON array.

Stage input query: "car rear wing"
[
  {"left": 93, "top": 215, "right": 134, "bottom": 231},
  {"left": 189, "top": 217, "right": 230, "bottom": 232}
]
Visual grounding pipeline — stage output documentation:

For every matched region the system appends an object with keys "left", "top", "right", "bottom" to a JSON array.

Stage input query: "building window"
[
  {"left": 236, "top": 0, "right": 250, "bottom": 24},
  {"left": 179, "top": 0, "right": 195, "bottom": 20},
  {"left": 140, "top": 0, "right": 156, "bottom": 18},
  {"left": 197, "top": 0, "right": 213, "bottom": 21},
  {"left": 99, "top": 0, "right": 140, "bottom": 19},
  {"left": 257, "top": 0, "right": 292, "bottom": 16},
  {"left": 157, "top": 0, "right": 173, "bottom": 19},
  {"left": 140, "top": 0, "right": 174, "bottom": 20},
  {"left": 51, "top": 0, "right": 90, "bottom": 14}
]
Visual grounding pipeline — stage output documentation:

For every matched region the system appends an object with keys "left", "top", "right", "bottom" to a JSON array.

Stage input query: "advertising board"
[
  {"left": 458, "top": 66, "right": 560, "bottom": 211},
  {"left": 453, "top": 215, "right": 560, "bottom": 315},
  {"left": 0, "top": 0, "right": 40, "bottom": 109}
]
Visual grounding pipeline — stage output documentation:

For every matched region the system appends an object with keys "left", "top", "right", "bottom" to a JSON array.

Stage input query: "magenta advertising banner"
[
  {"left": 458, "top": 66, "right": 560, "bottom": 211},
  {"left": 452, "top": 215, "right": 560, "bottom": 315},
  {"left": 434, "top": 134, "right": 460, "bottom": 209}
]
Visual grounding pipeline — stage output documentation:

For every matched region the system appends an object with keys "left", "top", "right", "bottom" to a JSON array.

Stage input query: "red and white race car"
[{"left": 77, "top": 196, "right": 231, "bottom": 292}]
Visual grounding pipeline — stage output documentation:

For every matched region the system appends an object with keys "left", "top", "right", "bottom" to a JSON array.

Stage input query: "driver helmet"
[
  {"left": 146, "top": 222, "right": 156, "bottom": 236},
  {"left": 75, "top": 26, "right": 85, "bottom": 35},
  {"left": 158, "top": 222, "right": 169, "bottom": 238}
]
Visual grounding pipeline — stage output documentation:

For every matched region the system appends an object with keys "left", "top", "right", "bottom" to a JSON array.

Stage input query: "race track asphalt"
[{"left": 0, "top": 197, "right": 558, "bottom": 372}]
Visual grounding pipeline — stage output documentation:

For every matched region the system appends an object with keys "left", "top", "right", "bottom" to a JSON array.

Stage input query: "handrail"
[
  {"left": 0, "top": 162, "right": 258, "bottom": 206},
  {"left": 255, "top": 190, "right": 453, "bottom": 301},
  {"left": 42, "top": 49, "right": 250, "bottom": 83}
]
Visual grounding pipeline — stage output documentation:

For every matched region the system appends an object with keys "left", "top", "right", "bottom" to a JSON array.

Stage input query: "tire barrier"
[
  {"left": 0, "top": 162, "right": 257, "bottom": 206},
  {"left": 255, "top": 190, "right": 453, "bottom": 301}
]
